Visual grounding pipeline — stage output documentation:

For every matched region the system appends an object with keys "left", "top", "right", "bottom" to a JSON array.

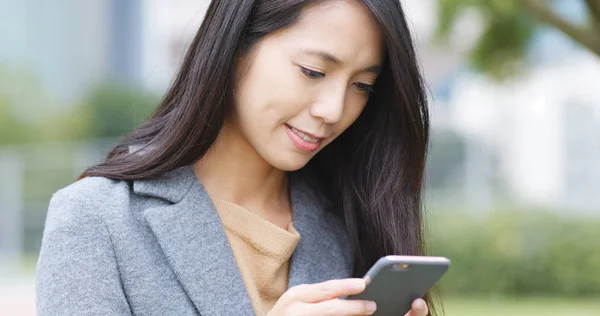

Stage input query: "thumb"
[{"left": 405, "top": 298, "right": 428, "bottom": 316}]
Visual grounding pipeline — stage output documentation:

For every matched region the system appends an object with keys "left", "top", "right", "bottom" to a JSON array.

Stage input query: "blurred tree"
[
  {"left": 436, "top": 0, "right": 600, "bottom": 78},
  {"left": 36, "top": 105, "right": 93, "bottom": 142},
  {"left": 82, "top": 83, "right": 159, "bottom": 138},
  {"left": 0, "top": 67, "right": 47, "bottom": 144},
  {"left": 0, "top": 66, "right": 159, "bottom": 143},
  {"left": 0, "top": 95, "right": 32, "bottom": 144}
]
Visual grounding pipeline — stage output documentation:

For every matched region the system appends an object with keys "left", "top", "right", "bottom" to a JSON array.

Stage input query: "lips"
[{"left": 285, "top": 124, "right": 323, "bottom": 152}]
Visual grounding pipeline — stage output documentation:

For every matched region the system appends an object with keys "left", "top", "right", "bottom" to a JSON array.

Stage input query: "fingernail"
[
  {"left": 416, "top": 300, "right": 426, "bottom": 311},
  {"left": 348, "top": 278, "right": 365, "bottom": 291},
  {"left": 366, "top": 301, "right": 377, "bottom": 313}
]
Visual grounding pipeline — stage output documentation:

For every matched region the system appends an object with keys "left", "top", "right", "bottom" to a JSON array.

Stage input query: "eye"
[
  {"left": 299, "top": 66, "right": 325, "bottom": 79},
  {"left": 354, "top": 82, "right": 375, "bottom": 94}
]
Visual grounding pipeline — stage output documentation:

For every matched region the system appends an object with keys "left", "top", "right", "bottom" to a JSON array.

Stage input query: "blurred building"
[
  {"left": 435, "top": 2, "right": 600, "bottom": 212},
  {"left": 0, "top": 0, "right": 210, "bottom": 102},
  {"left": 446, "top": 52, "right": 600, "bottom": 211},
  {"left": 138, "top": 0, "right": 210, "bottom": 91},
  {"left": 0, "top": 0, "right": 111, "bottom": 103}
]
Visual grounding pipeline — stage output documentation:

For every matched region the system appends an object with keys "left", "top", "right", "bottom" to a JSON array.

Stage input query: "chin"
[{"left": 265, "top": 151, "right": 313, "bottom": 171}]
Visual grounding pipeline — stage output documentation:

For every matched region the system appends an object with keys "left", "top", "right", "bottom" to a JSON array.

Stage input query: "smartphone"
[{"left": 344, "top": 255, "right": 450, "bottom": 316}]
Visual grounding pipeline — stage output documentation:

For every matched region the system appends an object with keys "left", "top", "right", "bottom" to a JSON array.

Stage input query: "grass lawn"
[{"left": 441, "top": 297, "right": 600, "bottom": 316}]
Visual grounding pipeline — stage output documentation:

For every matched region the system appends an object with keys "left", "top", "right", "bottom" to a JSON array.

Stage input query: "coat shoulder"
[{"left": 46, "top": 177, "right": 132, "bottom": 230}]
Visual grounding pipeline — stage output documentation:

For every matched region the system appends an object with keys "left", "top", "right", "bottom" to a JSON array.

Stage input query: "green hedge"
[{"left": 428, "top": 210, "right": 600, "bottom": 297}]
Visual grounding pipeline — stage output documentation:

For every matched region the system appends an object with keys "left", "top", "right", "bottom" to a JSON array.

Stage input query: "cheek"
[
  {"left": 264, "top": 66, "right": 313, "bottom": 119},
  {"left": 233, "top": 89, "right": 304, "bottom": 157},
  {"left": 237, "top": 68, "right": 308, "bottom": 131}
]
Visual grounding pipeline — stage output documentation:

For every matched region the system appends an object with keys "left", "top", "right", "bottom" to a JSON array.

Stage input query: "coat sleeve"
[{"left": 36, "top": 189, "right": 133, "bottom": 316}]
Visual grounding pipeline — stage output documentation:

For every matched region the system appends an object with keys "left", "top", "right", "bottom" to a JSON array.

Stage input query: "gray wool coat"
[{"left": 36, "top": 165, "right": 354, "bottom": 316}]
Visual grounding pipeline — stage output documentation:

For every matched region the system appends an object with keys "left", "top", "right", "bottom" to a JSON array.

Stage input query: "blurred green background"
[{"left": 1, "top": 0, "right": 599, "bottom": 315}]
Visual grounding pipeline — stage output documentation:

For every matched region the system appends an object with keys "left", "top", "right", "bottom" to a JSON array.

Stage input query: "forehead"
[{"left": 269, "top": 0, "right": 384, "bottom": 66}]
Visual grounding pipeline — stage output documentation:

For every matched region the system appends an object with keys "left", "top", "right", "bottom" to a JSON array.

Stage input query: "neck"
[{"left": 193, "top": 120, "right": 289, "bottom": 212}]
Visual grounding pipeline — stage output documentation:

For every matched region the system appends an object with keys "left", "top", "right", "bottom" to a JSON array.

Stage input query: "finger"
[
  {"left": 405, "top": 298, "right": 428, "bottom": 316},
  {"left": 364, "top": 275, "right": 372, "bottom": 285},
  {"left": 284, "top": 278, "right": 366, "bottom": 303},
  {"left": 306, "top": 298, "right": 377, "bottom": 316}
]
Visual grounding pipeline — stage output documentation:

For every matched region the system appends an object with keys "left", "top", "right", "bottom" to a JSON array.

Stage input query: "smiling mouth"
[
  {"left": 289, "top": 126, "right": 321, "bottom": 142},
  {"left": 284, "top": 124, "right": 324, "bottom": 152}
]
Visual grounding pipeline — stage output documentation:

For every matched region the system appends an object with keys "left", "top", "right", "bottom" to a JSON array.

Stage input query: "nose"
[{"left": 309, "top": 87, "right": 346, "bottom": 124}]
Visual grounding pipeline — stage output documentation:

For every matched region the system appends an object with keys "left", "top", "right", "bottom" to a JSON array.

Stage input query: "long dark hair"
[{"left": 82, "top": 0, "right": 435, "bottom": 313}]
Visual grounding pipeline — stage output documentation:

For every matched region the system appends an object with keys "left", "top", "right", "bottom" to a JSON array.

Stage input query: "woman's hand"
[
  {"left": 267, "top": 278, "right": 377, "bottom": 315},
  {"left": 404, "top": 298, "right": 429, "bottom": 316}
]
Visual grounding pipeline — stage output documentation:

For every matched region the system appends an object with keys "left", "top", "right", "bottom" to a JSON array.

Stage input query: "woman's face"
[{"left": 230, "top": 0, "right": 384, "bottom": 171}]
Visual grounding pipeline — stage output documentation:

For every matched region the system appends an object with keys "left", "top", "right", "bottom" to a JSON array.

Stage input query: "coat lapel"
[
  {"left": 134, "top": 165, "right": 354, "bottom": 315},
  {"left": 136, "top": 165, "right": 254, "bottom": 316},
  {"left": 287, "top": 171, "right": 354, "bottom": 287}
]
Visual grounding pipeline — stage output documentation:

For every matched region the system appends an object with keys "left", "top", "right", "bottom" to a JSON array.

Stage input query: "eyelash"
[
  {"left": 354, "top": 82, "right": 375, "bottom": 94},
  {"left": 299, "top": 66, "right": 325, "bottom": 79},
  {"left": 298, "top": 66, "right": 375, "bottom": 94}
]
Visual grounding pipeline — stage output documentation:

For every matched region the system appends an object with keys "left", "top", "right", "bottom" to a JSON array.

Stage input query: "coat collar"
[
  {"left": 132, "top": 165, "right": 196, "bottom": 203},
  {"left": 134, "top": 165, "right": 353, "bottom": 315}
]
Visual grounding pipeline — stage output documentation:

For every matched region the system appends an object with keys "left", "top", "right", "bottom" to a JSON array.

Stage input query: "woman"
[{"left": 36, "top": 0, "right": 435, "bottom": 315}]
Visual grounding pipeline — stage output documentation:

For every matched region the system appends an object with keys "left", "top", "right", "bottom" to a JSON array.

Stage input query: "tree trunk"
[{"left": 522, "top": 0, "right": 600, "bottom": 57}]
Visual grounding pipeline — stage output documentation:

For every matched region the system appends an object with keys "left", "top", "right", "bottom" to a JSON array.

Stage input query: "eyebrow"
[{"left": 302, "top": 49, "right": 381, "bottom": 74}]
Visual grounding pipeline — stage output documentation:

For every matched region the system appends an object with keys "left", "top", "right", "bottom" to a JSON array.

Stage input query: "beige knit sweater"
[{"left": 212, "top": 198, "right": 301, "bottom": 316}]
